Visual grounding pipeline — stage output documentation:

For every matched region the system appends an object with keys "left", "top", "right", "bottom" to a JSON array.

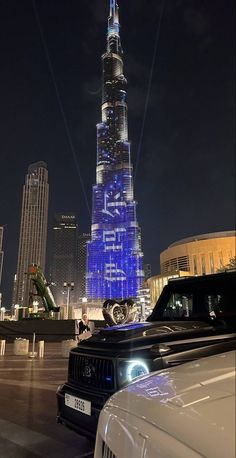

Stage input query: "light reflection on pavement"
[{"left": 0, "top": 343, "right": 94, "bottom": 458}]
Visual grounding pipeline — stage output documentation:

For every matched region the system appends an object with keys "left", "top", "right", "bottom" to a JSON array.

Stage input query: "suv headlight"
[{"left": 118, "top": 360, "right": 150, "bottom": 387}]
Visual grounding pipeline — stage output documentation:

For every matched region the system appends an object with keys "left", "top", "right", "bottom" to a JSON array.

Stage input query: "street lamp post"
[{"left": 63, "top": 282, "right": 74, "bottom": 320}]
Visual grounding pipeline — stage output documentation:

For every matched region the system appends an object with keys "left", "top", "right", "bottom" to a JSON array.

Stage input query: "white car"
[{"left": 94, "top": 350, "right": 236, "bottom": 458}]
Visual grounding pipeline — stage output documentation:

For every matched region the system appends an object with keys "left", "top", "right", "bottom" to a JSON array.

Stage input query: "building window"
[
  {"left": 209, "top": 253, "right": 214, "bottom": 273},
  {"left": 193, "top": 255, "right": 198, "bottom": 275},
  {"left": 219, "top": 252, "right": 223, "bottom": 269},
  {"left": 177, "top": 256, "right": 190, "bottom": 271},
  {"left": 201, "top": 254, "right": 206, "bottom": 275},
  {"left": 161, "top": 256, "right": 190, "bottom": 274}
]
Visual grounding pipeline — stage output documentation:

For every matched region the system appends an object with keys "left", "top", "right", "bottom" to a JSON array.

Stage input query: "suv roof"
[{"left": 167, "top": 270, "right": 236, "bottom": 285}]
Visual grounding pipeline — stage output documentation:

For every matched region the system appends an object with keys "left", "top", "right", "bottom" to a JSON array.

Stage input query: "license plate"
[{"left": 65, "top": 393, "right": 91, "bottom": 416}]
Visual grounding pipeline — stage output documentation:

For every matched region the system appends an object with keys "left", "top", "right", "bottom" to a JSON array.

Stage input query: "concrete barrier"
[
  {"left": 13, "top": 338, "right": 29, "bottom": 355},
  {"left": 61, "top": 339, "right": 77, "bottom": 358}
]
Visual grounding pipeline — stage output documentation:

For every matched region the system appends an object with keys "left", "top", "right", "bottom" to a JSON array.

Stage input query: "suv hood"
[
  {"left": 106, "top": 350, "right": 236, "bottom": 457},
  {"left": 87, "top": 320, "right": 215, "bottom": 346}
]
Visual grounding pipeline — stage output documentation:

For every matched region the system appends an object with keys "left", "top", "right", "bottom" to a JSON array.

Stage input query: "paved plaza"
[{"left": 0, "top": 342, "right": 94, "bottom": 458}]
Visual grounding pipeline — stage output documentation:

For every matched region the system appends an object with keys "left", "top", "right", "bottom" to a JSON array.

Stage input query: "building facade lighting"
[{"left": 86, "top": 0, "right": 144, "bottom": 300}]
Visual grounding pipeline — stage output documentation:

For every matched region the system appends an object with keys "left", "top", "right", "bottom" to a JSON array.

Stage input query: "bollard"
[
  {"left": 13, "top": 338, "right": 29, "bottom": 355},
  {"left": 29, "top": 332, "right": 37, "bottom": 358},
  {"left": 0, "top": 339, "right": 6, "bottom": 356},
  {"left": 38, "top": 340, "right": 45, "bottom": 358},
  {"left": 61, "top": 339, "right": 77, "bottom": 358}
]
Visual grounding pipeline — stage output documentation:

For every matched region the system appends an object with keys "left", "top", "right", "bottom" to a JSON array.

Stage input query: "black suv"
[{"left": 56, "top": 271, "right": 236, "bottom": 438}]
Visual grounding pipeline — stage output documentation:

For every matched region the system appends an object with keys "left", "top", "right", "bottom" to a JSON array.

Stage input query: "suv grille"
[
  {"left": 69, "top": 353, "right": 115, "bottom": 391},
  {"left": 102, "top": 441, "right": 116, "bottom": 458}
]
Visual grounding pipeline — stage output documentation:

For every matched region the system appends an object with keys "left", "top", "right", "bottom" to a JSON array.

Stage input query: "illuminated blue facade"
[{"left": 86, "top": 0, "right": 144, "bottom": 300}]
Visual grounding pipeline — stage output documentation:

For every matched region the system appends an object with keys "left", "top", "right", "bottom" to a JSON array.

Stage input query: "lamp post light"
[{"left": 63, "top": 282, "right": 74, "bottom": 320}]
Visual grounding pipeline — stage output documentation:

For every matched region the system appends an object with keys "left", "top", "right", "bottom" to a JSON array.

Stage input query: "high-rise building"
[
  {"left": 78, "top": 233, "right": 90, "bottom": 299},
  {"left": 51, "top": 214, "right": 78, "bottom": 306},
  {"left": 144, "top": 264, "right": 152, "bottom": 281},
  {"left": 0, "top": 226, "right": 4, "bottom": 288},
  {"left": 13, "top": 162, "right": 49, "bottom": 306},
  {"left": 86, "top": 0, "right": 144, "bottom": 300}
]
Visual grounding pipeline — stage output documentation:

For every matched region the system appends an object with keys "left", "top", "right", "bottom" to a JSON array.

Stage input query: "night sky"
[{"left": 0, "top": 0, "right": 235, "bottom": 306}]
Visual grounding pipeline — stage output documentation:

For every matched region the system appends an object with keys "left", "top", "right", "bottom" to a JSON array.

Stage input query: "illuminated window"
[
  {"left": 219, "top": 252, "right": 223, "bottom": 268},
  {"left": 209, "top": 253, "right": 214, "bottom": 273}
]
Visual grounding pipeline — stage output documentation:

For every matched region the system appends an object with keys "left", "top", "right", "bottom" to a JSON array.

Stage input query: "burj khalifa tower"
[{"left": 86, "top": 0, "right": 144, "bottom": 300}]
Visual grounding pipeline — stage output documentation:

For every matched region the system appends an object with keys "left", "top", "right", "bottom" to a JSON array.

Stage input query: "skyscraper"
[
  {"left": 144, "top": 264, "right": 152, "bottom": 281},
  {"left": 51, "top": 214, "right": 78, "bottom": 306},
  {"left": 13, "top": 162, "right": 49, "bottom": 306},
  {"left": 86, "top": 0, "right": 144, "bottom": 300},
  {"left": 0, "top": 226, "right": 4, "bottom": 288},
  {"left": 78, "top": 232, "right": 90, "bottom": 299}
]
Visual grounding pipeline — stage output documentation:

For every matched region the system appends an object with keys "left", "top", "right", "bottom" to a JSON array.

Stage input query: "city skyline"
[{"left": 0, "top": 0, "right": 235, "bottom": 306}]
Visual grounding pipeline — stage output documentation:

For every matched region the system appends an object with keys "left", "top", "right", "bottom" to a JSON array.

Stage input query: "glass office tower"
[
  {"left": 78, "top": 233, "right": 90, "bottom": 299},
  {"left": 86, "top": 0, "right": 144, "bottom": 300},
  {"left": 51, "top": 214, "right": 78, "bottom": 306},
  {"left": 0, "top": 227, "right": 4, "bottom": 289},
  {"left": 13, "top": 162, "right": 49, "bottom": 306}
]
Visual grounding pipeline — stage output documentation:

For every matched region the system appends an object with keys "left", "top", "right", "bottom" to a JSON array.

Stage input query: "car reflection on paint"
[{"left": 94, "top": 350, "right": 236, "bottom": 458}]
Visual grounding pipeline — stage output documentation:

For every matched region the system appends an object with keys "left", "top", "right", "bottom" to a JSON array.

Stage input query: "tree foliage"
[{"left": 217, "top": 256, "right": 236, "bottom": 272}]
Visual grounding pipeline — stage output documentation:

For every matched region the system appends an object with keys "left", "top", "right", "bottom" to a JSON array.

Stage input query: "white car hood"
[{"left": 106, "top": 351, "right": 236, "bottom": 457}]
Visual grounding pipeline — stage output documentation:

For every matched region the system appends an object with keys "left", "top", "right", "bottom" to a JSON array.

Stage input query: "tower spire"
[{"left": 108, "top": 0, "right": 120, "bottom": 38}]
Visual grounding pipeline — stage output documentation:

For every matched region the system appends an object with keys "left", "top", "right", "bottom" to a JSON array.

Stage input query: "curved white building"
[{"left": 160, "top": 231, "right": 236, "bottom": 276}]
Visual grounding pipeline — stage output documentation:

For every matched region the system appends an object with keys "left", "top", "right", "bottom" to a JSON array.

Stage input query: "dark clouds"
[{"left": 183, "top": 6, "right": 210, "bottom": 38}]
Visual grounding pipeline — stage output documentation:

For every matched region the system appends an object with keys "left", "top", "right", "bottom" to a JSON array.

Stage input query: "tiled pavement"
[{"left": 0, "top": 343, "right": 94, "bottom": 458}]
